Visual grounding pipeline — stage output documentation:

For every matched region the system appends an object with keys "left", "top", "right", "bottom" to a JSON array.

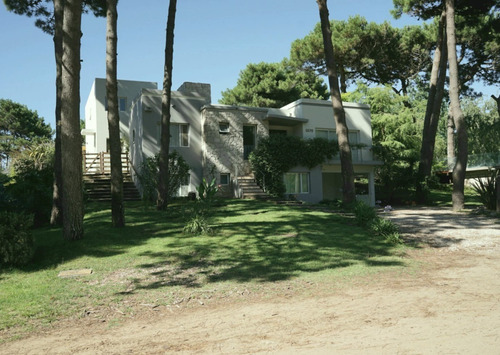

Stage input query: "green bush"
[
  {"left": 352, "top": 201, "right": 378, "bottom": 227},
  {"left": 471, "top": 169, "right": 498, "bottom": 211},
  {"left": 183, "top": 214, "right": 213, "bottom": 236},
  {"left": 0, "top": 212, "right": 34, "bottom": 266},
  {"left": 249, "top": 135, "right": 338, "bottom": 197},
  {"left": 352, "top": 201, "right": 401, "bottom": 244},
  {"left": 7, "top": 141, "right": 54, "bottom": 226},
  {"left": 370, "top": 217, "right": 399, "bottom": 236},
  {"left": 136, "top": 150, "right": 190, "bottom": 203}
]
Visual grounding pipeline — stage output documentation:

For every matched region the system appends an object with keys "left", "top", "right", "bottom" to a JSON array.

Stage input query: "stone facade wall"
[{"left": 201, "top": 106, "right": 269, "bottom": 197}]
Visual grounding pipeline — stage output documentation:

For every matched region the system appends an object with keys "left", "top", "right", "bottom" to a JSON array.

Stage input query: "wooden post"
[{"left": 100, "top": 152, "right": 104, "bottom": 174}]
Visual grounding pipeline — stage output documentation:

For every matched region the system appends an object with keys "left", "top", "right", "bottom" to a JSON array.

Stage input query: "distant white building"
[{"left": 83, "top": 78, "right": 381, "bottom": 205}]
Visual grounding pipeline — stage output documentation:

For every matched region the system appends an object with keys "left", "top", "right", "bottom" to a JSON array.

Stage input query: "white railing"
[{"left": 84, "top": 152, "right": 129, "bottom": 175}]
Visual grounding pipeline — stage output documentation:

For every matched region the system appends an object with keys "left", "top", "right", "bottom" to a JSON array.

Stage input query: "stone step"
[{"left": 237, "top": 175, "right": 269, "bottom": 200}]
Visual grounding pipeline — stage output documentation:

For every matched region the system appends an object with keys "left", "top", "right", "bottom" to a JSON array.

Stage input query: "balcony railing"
[{"left": 84, "top": 152, "right": 129, "bottom": 175}]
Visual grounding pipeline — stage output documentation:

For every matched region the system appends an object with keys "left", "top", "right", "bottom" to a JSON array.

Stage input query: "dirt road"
[{"left": 2, "top": 207, "right": 500, "bottom": 354}]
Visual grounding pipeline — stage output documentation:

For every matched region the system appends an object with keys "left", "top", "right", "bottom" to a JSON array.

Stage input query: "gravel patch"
[{"left": 382, "top": 207, "right": 500, "bottom": 252}]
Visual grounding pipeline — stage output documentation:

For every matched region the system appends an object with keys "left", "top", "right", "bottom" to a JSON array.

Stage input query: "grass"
[
  {"left": 376, "top": 184, "right": 483, "bottom": 208},
  {"left": 0, "top": 199, "right": 409, "bottom": 340}
]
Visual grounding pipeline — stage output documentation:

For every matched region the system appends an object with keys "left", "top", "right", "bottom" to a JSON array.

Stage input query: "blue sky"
[{"left": 1, "top": 0, "right": 497, "bottom": 130}]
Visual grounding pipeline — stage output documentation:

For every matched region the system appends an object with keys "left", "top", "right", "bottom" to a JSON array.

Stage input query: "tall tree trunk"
[
  {"left": 50, "top": 0, "right": 63, "bottom": 225},
  {"left": 446, "top": 0, "right": 468, "bottom": 211},
  {"left": 339, "top": 60, "right": 347, "bottom": 93},
  {"left": 105, "top": 0, "right": 124, "bottom": 227},
  {"left": 496, "top": 170, "right": 500, "bottom": 213},
  {"left": 491, "top": 95, "right": 500, "bottom": 118},
  {"left": 316, "top": 0, "right": 356, "bottom": 204},
  {"left": 416, "top": 9, "right": 447, "bottom": 202},
  {"left": 157, "top": 0, "right": 177, "bottom": 210},
  {"left": 446, "top": 108, "right": 455, "bottom": 167},
  {"left": 61, "top": 0, "right": 84, "bottom": 240}
]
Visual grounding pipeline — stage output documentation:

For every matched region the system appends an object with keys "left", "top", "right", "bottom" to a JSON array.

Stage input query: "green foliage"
[
  {"left": 183, "top": 214, "right": 213, "bottom": 236},
  {"left": 197, "top": 178, "right": 219, "bottom": 205},
  {"left": 136, "top": 151, "right": 190, "bottom": 203},
  {"left": 4, "top": 0, "right": 107, "bottom": 35},
  {"left": 352, "top": 201, "right": 401, "bottom": 244},
  {"left": 249, "top": 135, "right": 339, "bottom": 197},
  {"left": 290, "top": 16, "right": 432, "bottom": 94},
  {"left": 471, "top": 169, "right": 499, "bottom": 211},
  {"left": 5, "top": 141, "right": 54, "bottom": 226},
  {"left": 0, "top": 211, "right": 34, "bottom": 266},
  {"left": 393, "top": 0, "right": 500, "bottom": 88},
  {"left": 0, "top": 99, "right": 53, "bottom": 170},
  {"left": 345, "top": 84, "right": 442, "bottom": 202},
  {"left": 183, "top": 178, "right": 221, "bottom": 236},
  {"left": 220, "top": 61, "right": 329, "bottom": 108},
  {"left": 369, "top": 217, "right": 400, "bottom": 239},
  {"left": 352, "top": 201, "right": 378, "bottom": 227},
  {"left": 464, "top": 97, "right": 500, "bottom": 156}
]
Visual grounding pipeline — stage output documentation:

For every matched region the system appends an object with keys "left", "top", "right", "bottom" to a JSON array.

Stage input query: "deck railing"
[{"left": 84, "top": 152, "right": 129, "bottom": 175}]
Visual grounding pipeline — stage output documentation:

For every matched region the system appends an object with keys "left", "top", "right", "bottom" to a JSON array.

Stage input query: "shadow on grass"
[
  {"left": 4, "top": 200, "right": 404, "bottom": 290},
  {"left": 2, "top": 201, "right": 186, "bottom": 274},
  {"left": 128, "top": 203, "right": 404, "bottom": 291}
]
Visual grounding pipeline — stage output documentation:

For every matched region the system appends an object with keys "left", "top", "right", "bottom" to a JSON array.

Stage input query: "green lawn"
[{"left": 0, "top": 199, "right": 409, "bottom": 339}]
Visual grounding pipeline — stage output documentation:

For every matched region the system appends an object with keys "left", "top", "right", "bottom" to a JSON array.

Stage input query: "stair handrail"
[{"left": 84, "top": 153, "right": 100, "bottom": 174}]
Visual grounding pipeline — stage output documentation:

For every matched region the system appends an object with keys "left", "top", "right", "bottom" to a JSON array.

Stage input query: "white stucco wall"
[
  {"left": 83, "top": 78, "right": 158, "bottom": 154},
  {"left": 129, "top": 88, "right": 209, "bottom": 196}
]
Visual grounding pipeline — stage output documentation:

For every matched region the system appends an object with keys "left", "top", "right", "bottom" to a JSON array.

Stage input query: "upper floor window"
[
  {"left": 315, "top": 128, "right": 336, "bottom": 141},
  {"left": 104, "top": 96, "right": 127, "bottom": 111},
  {"left": 159, "top": 123, "right": 189, "bottom": 147},
  {"left": 315, "top": 129, "right": 359, "bottom": 145},
  {"left": 119, "top": 97, "right": 127, "bottom": 111}
]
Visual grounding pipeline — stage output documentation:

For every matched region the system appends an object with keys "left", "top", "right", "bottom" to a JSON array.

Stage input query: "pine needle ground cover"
[{"left": 0, "top": 200, "right": 408, "bottom": 340}]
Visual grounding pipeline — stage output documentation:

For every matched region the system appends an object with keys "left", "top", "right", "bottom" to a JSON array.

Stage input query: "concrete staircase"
[
  {"left": 237, "top": 175, "right": 269, "bottom": 200},
  {"left": 83, "top": 173, "right": 141, "bottom": 202}
]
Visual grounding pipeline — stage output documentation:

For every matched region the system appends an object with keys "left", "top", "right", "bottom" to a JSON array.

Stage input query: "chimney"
[{"left": 177, "top": 82, "right": 211, "bottom": 104}]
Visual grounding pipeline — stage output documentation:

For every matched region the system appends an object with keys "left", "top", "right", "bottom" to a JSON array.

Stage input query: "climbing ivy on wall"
[{"left": 249, "top": 135, "right": 339, "bottom": 197}]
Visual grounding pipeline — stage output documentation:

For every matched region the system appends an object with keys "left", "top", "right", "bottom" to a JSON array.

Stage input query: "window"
[
  {"left": 104, "top": 97, "right": 127, "bottom": 111},
  {"left": 315, "top": 129, "right": 336, "bottom": 141},
  {"left": 316, "top": 129, "right": 360, "bottom": 161},
  {"left": 220, "top": 173, "right": 230, "bottom": 185},
  {"left": 219, "top": 122, "right": 230, "bottom": 134},
  {"left": 119, "top": 97, "right": 127, "bottom": 111},
  {"left": 160, "top": 124, "right": 189, "bottom": 147},
  {"left": 284, "top": 173, "right": 309, "bottom": 194}
]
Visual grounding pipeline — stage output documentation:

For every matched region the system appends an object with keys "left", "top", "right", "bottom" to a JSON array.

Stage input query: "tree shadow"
[{"left": 126, "top": 206, "right": 404, "bottom": 292}]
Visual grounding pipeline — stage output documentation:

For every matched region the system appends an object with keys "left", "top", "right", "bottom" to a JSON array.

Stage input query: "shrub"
[
  {"left": 0, "top": 212, "right": 34, "bottom": 266},
  {"left": 249, "top": 135, "right": 338, "bottom": 197},
  {"left": 351, "top": 201, "right": 402, "bottom": 244},
  {"left": 471, "top": 169, "right": 498, "bottom": 211},
  {"left": 7, "top": 141, "right": 54, "bottom": 226},
  {"left": 183, "top": 214, "right": 213, "bottom": 236},
  {"left": 352, "top": 201, "right": 378, "bottom": 227},
  {"left": 383, "top": 232, "right": 402, "bottom": 245},
  {"left": 369, "top": 217, "right": 400, "bottom": 241},
  {"left": 136, "top": 151, "right": 190, "bottom": 203}
]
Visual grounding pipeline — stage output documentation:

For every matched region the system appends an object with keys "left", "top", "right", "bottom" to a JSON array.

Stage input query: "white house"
[{"left": 83, "top": 78, "right": 381, "bottom": 205}]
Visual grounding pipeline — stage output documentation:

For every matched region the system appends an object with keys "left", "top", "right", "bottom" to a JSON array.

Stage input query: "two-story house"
[{"left": 83, "top": 78, "right": 381, "bottom": 205}]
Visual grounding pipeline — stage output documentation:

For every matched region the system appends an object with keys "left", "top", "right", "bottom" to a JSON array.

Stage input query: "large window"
[
  {"left": 158, "top": 124, "right": 189, "bottom": 147},
  {"left": 315, "top": 129, "right": 336, "bottom": 141},
  {"left": 284, "top": 173, "right": 310, "bottom": 194}
]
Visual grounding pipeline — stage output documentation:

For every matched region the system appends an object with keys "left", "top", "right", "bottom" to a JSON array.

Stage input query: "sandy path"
[{"left": 2, "top": 207, "right": 500, "bottom": 354}]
